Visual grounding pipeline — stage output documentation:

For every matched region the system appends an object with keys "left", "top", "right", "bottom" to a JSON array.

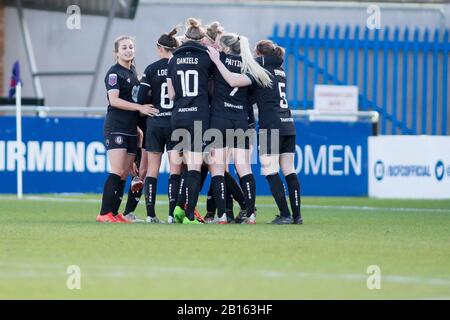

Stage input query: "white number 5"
[{"left": 278, "top": 82, "right": 288, "bottom": 109}]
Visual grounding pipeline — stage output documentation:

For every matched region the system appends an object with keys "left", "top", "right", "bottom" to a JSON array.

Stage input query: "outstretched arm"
[{"left": 207, "top": 46, "right": 252, "bottom": 88}]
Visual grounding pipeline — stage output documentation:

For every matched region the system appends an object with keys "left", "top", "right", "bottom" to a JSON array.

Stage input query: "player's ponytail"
[
  {"left": 185, "top": 17, "right": 205, "bottom": 41},
  {"left": 255, "top": 39, "right": 285, "bottom": 60},
  {"left": 157, "top": 26, "right": 180, "bottom": 51},
  {"left": 205, "top": 21, "right": 224, "bottom": 42},
  {"left": 238, "top": 36, "right": 272, "bottom": 88}
]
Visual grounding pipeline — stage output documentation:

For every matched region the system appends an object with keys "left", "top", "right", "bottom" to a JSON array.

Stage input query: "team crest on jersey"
[
  {"left": 115, "top": 136, "right": 123, "bottom": 145},
  {"left": 108, "top": 74, "right": 117, "bottom": 86},
  {"left": 127, "top": 78, "right": 131, "bottom": 83},
  {"left": 105, "top": 139, "right": 110, "bottom": 147}
]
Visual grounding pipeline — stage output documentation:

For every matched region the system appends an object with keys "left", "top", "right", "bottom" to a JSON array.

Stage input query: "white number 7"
[{"left": 229, "top": 87, "right": 238, "bottom": 96}]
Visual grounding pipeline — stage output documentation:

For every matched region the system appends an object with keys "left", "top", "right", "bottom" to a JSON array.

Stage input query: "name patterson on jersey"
[
  {"left": 176, "top": 57, "right": 199, "bottom": 65},
  {"left": 225, "top": 57, "right": 242, "bottom": 68}
]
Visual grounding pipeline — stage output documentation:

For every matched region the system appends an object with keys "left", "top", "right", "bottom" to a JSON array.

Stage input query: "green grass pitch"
[{"left": 0, "top": 195, "right": 449, "bottom": 299}]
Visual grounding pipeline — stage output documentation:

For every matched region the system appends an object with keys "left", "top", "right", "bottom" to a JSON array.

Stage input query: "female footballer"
[
  {"left": 96, "top": 36, "right": 159, "bottom": 223},
  {"left": 208, "top": 39, "right": 303, "bottom": 225}
]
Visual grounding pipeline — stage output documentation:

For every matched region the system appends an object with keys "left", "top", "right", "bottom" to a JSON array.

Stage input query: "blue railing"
[{"left": 270, "top": 24, "right": 450, "bottom": 135}]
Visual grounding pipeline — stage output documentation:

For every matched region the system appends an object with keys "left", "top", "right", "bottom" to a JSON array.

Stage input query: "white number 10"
[{"left": 177, "top": 70, "right": 199, "bottom": 97}]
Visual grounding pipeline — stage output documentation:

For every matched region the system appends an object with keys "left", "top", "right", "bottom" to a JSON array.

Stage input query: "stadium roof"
[{"left": 6, "top": 0, "right": 140, "bottom": 19}]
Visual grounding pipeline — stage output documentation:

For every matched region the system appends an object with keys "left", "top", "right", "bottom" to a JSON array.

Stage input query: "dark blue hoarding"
[{"left": 0, "top": 116, "right": 371, "bottom": 196}]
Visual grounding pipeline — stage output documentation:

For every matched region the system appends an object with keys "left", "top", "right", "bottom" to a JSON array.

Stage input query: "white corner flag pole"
[{"left": 16, "top": 82, "right": 23, "bottom": 199}]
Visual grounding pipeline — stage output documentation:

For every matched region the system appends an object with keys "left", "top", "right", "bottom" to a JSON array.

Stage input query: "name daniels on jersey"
[
  {"left": 274, "top": 69, "right": 286, "bottom": 77},
  {"left": 225, "top": 58, "right": 242, "bottom": 67},
  {"left": 177, "top": 57, "right": 199, "bottom": 65}
]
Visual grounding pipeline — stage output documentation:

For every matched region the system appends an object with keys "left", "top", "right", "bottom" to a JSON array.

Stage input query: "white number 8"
[{"left": 160, "top": 82, "right": 173, "bottom": 109}]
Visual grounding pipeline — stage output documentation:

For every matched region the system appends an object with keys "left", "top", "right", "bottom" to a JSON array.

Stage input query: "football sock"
[
  {"left": 100, "top": 173, "right": 121, "bottom": 215},
  {"left": 144, "top": 176, "right": 157, "bottom": 218},
  {"left": 225, "top": 172, "right": 246, "bottom": 210},
  {"left": 200, "top": 164, "right": 209, "bottom": 190},
  {"left": 113, "top": 179, "right": 126, "bottom": 215},
  {"left": 168, "top": 174, "right": 181, "bottom": 217},
  {"left": 123, "top": 185, "right": 143, "bottom": 215},
  {"left": 177, "top": 170, "right": 188, "bottom": 207},
  {"left": 211, "top": 175, "right": 226, "bottom": 218},
  {"left": 206, "top": 185, "right": 216, "bottom": 214},
  {"left": 285, "top": 173, "right": 302, "bottom": 220},
  {"left": 185, "top": 170, "right": 201, "bottom": 220},
  {"left": 266, "top": 173, "right": 291, "bottom": 217},
  {"left": 240, "top": 173, "right": 256, "bottom": 216}
]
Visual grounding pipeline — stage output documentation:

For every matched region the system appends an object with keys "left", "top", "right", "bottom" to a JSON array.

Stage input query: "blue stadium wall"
[{"left": 0, "top": 116, "right": 371, "bottom": 196}]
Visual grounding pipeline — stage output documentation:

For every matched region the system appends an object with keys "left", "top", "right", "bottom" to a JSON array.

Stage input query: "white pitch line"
[
  {"left": 0, "top": 195, "right": 449, "bottom": 213},
  {"left": 1, "top": 263, "right": 450, "bottom": 287}
]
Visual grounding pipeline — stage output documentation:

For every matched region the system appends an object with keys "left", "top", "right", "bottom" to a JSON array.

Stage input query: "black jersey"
[
  {"left": 252, "top": 55, "right": 296, "bottom": 136},
  {"left": 103, "top": 63, "right": 140, "bottom": 135},
  {"left": 138, "top": 58, "right": 172, "bottom": 127},
  {"left": 211, "top": 52, "right": 250, "bottom": 120},
  {"left": 167, "top": 41, "right": 212, "bottom": 128}
]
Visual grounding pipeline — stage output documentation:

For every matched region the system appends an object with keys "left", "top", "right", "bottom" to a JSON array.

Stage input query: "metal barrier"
[{"left": 270, "top": 24, "right": 449, "bottom": 135}]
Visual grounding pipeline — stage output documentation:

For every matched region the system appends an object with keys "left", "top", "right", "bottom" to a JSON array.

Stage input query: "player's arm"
[
  {"left": 166, "top": 78, "right": 176, "bottom": 100},
  {"left": 107, "top": 90, "right": 158, "bottom": 117},
  {"left": 137, "top": 67, "right": 152, "bottom": 104},
  {"left": 207, "top": 46, "right": 252, "bottom": 88}
]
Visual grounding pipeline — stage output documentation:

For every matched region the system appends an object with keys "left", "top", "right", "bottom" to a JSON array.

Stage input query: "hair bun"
[
  {"left": 168, "top": 27, "right": 178, "bottom": 37},
  {"left": 187, "top": 17, "right": 200, "bottom": 28}
]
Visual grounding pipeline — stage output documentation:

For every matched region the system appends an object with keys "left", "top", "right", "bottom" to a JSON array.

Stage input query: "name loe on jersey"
[{"left": 157, "top": 69, "right": 167, "bottom": 76}]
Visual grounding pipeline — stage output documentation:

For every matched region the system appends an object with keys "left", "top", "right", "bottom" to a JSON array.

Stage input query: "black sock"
[
  {"left": 225, "top": 191, "right": 234, "bottom": 220},
  {"left": 177, "top": 170, "right": 188, "bottom": 207},
  {"left": 123, "top": 185, "right": 143, "bottom": 215},
  {"left": 100, "top": 173, "right": 122, "bottom": 215},
  {"left": 144, "top": 176, "right": 157, "bottom": 217},
  {"left": 200, "top": 165, "right": 209, "bottom": 190},
  {"left": 185, "top": 170, "right": 201, "bottom": 220},
  {"left": 211, "top": 175, "right": 226, "bottom": 218},
  {"left": 206, "top": 185, "right": 216, "bottom": 214},
  {"left": 285, "top": 173, "right": 302, "bottom": 220},
  {"left": 240, "top": 173, "right": 256, "bottom": 216},
  {"left": 168, "top": 174, "right": 181, "bottom": 217},
  {"left": 266, "top": 173, "right": 291, "bottom": 217},
  {"left": 225, "top": 172, "right": 246, "bottom": 210},
  {"left": 112, "top": 179, "right": 126, "bottom": 215}
]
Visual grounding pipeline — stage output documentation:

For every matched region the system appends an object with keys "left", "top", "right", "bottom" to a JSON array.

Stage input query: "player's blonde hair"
[
  {"left": 184, "top": 17, "right": 205, "bottom": 42},
  {"left": 220, "top": 33, "right": 272, "bottom": 88}
]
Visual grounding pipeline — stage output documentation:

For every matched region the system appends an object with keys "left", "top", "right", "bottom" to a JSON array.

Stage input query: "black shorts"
[
  {"left": 209, "top": 116, "right": 254, "bottom": 149},
  {"left": 171, "top": 124, "right": 208, "bottom": 153},
  {"left": 105, "top": 133, "right": 138, "bottom": 155},
  {"left": 258, "top": 131, "right": 296, "bottom": 155},
  {"left": 145, "top": 125, "right": 175, "bottom": 153}
]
